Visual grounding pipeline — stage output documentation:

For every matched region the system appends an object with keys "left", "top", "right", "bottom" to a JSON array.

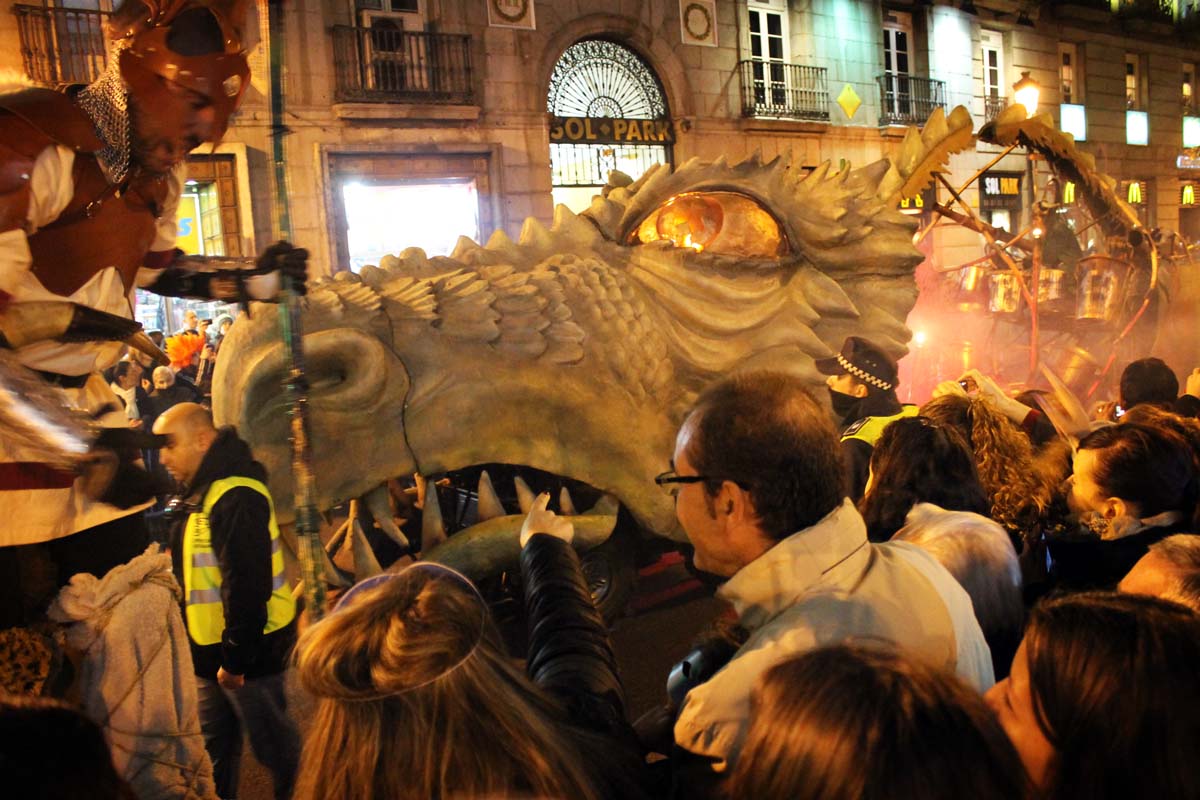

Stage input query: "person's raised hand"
[
  {"left": 1093, "top": 401, "right": 1120, "bottom": 423},
  {"left": 1187, "top": 367, "right": 1200, "bottom": 399},
  {"left": 931, "top": 379, "right": 968, "bottom": 400},
  {"left": 520, "top": 491, "right": 574, "bottom": 547},
  {"left": 959, "top": 368, "right": 1028, "bottom": 423}
]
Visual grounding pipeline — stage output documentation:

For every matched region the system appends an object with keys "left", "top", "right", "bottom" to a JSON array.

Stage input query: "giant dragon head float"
[{"left": 212, "top": 108, "right": 977, "bottom": 573}]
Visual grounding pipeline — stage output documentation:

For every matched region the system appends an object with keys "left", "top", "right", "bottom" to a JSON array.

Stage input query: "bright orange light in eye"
[{"left": 655, "top": 194, "right": 724, "bottom": 252}]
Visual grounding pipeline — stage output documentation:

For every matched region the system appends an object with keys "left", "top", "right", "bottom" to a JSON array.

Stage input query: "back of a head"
[
  {"left": 0, "top": 696, "right": 133, "bottom": 800},
  {"left": 292, "top": 567, "right": 603, "bottom": 800},
  {"left": 686, "top": 371, "right": 844, "bottom": 539},
  {"left": 921, "top": 395, "right": 1048, "bottom": 533},
  {"left": 893, "top": 504, "right": 1023, "bottom": 677},
  {"left": 1024, "top": 592, "right": 1200, "bottom": 800},
  {"left": 729, "top": 644, "right": 1030, "bottom": 800},
  {"left": 1077, "top": 422, "right": 1199, "bottom": 522},
  {"left": 1119, "top": 357, "right": 1178, "bottom": 410},
  {"left": 1145, "top": 534, "right": 1200, "bottom": 613},
  {"left": 859, "top": 417, "right": 989, "bottom": 540}
]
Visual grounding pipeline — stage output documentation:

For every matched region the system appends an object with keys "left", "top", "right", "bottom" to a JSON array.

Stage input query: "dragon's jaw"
[{"left": 211, "top": 311, "right": 683, "bottom": 540}]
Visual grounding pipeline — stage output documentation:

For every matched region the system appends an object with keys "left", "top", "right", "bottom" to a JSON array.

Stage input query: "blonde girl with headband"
[{"left": 292, "top": 494, "right": 653, "bottom": 800}]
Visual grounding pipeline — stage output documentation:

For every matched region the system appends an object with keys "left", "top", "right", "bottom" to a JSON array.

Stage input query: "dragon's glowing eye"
[
  {"left": 632, "top": 191, "right": 789, "bottom": 258},
  {"left": 655, "top": 194, "right": 723, "bottom": 252}
]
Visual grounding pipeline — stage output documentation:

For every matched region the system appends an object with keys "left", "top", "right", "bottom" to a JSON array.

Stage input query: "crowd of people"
[
  {"left": 10, "top": 333, "right": 1200, "bottom": 800},
  {"left": 0, "top": 3, "right": 1197, "bottom": 794}
]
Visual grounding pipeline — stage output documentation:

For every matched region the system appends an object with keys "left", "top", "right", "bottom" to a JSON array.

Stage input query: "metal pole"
[{"left": 268, "top": 0, "right": 325, "bottom": 620}]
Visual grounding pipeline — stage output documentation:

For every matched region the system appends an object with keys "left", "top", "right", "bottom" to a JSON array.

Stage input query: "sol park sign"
[{"left": 549, "top": 116, "right": 675, "bottom": 145}]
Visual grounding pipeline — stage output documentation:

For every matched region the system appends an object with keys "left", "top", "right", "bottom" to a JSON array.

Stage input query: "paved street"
[{"left": 237, "top": 555, "right": 722, "bottom": 799}]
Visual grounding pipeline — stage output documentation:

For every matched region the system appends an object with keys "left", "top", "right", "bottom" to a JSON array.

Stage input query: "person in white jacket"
[{"left": 657, "top": 371, "right": 994, "bottom": 793}]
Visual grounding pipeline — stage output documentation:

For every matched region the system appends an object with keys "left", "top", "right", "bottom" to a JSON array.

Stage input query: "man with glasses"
[{"left": 661, "top": 371, "right": 994, "bottom": 792}]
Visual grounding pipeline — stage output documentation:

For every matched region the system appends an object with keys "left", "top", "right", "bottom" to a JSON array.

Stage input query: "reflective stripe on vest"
[
  {"left": 182, "top": 476, "right": 296, "bottom": 646},
  {"left": 840, "top": 405, "right": 920, "bottom": 446}
]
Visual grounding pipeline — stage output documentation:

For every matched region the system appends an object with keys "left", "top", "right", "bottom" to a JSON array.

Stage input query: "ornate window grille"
[{"left": 547, "top": 40, "right": 671, "bottom": 190}]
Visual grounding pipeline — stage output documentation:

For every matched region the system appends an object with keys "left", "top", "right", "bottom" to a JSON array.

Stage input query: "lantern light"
[{"left": 1013, "top": 71, "right": 1040, "bottom": 118}]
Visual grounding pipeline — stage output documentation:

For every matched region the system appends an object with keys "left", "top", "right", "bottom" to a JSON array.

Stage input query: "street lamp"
[{"left": 1013, "top": 71, "right": 1041, "bottom": 118}]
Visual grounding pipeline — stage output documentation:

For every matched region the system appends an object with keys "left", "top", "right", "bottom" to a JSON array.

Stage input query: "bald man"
[
  {"left": 1118, "top": 534, "right": 1200, "bottom": 614},
  {"left": 153, "top": 404, "right": 299, "bottom": 799}
]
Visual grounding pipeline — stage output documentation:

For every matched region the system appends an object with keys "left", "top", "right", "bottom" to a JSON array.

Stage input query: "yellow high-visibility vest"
[
  {"left": 182, "top": 476, "right": 296, "bottom": 646},
  {"left": 840, "top": 405, "right": 920, "bottom": 446}
]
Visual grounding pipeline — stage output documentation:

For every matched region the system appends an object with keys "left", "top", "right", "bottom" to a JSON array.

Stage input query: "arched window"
[{"left": 547, "top": 40, "right": 673, "bottom": 211}]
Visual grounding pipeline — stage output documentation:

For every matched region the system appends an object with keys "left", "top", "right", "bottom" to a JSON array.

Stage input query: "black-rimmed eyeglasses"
[{"left": 655, "top": 470, "right": 747, "bottom": 495}]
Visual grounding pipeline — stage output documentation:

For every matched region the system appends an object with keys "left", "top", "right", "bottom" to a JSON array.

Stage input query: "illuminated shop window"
[
  {"left": 1061, "top": 103, "right": 1087, "bottom": 141},
  {"left": 1184, "top": 116, "right": 1200, "bottom": 149},
  {"left": 1126, "top": 110, "right": 1149, "bottom": 146},
  {"left": 342, "top": 180, "right": 480, "bottom": 269}
]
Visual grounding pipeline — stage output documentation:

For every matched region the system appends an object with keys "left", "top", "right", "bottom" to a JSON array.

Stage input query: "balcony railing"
[
  {"left": 14, "top": 4, "right": 111, "bottom": 85},
  {"left": 1113, "top": 0, "right": 1174, "bottom": 22},
  {"left": 984, "top": 95, "right": 1009, "bottom": 122},
  {"left": 332, "top": 26, "right": 473, "bottom": 105},
  {"left": 877, "top": 73, "right": 946, "bottom": 126},
  {"left": 737, "top": 60, "right": 829, "bottom": 121}
]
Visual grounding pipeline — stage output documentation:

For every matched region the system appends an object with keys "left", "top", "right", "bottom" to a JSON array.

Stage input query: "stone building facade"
[{"left": 1, "top": 0, "right": 1197, "bottom": 301}]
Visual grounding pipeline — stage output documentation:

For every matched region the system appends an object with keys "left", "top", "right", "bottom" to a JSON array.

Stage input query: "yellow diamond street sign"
[{"left": 837, "top": 84, "right": 862, "bottom": 120}]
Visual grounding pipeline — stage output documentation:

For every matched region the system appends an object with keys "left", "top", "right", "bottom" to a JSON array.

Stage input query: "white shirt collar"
[{"left": 718, "top": 498, "right": 869, "bottom": 628}]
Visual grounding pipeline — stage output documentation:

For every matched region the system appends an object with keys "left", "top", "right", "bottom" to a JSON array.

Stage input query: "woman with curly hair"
[{"left": 921, "top": 394, "right": 1067, "bottom": 579}]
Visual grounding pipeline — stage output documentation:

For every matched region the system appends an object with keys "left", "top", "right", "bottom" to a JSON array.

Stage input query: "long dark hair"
[
  {"left": 1024, "top": 592, "right": 1200, "bottom": 800},
  {"left": 728, "top": 644, "right": 1031, "bottom": 800},
  {"left": 1075, "top": 422, "right": 1200, "bottom": 525},
  {"left": 859, "top": 416, "right": 989, "bottom": 541}
]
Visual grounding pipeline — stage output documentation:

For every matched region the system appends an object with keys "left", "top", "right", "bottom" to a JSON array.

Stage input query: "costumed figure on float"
[{"left": 0, "top": 2, "right": 306, "bottom": 797}]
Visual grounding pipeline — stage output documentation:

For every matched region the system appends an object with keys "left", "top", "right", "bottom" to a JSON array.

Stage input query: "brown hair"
[
  {"left": 728, "top": 644, "right": 1031, "bottom": 800},
  {"left": 685, "top": 371, "right": 845, "bottom": 539},
  {"left": 858, "top": 416, "right": 989, "bottom": 540},
  {"left": 921, "top": 394, "right": 1057, "bottom": 541},
  {"left": 1076, "top": 422, "right": 1199, "bottom": 524},
  {"left": 293, "top": 567, "right": 612, "bottom": 800},
  {"left": 1024, "top": 592, "right": 1200, "bottom": 800}
]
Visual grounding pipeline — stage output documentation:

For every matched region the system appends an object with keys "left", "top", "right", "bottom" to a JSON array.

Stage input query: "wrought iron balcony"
[
  {"left": 877, "top": 73, "right": 946, "bottom": 126},
  {"left": 14, "top": 4, "right": 111, "bottom": 86},
  {"left": 332, "top": 26, "right": 474, "bottom": 105},
  {"left": 1048, "top": 0, "right": 1111, "bottom": 8},
  {"left": 1113, "top": 0, "right": 1174, "bottom": 22},
  {"left": 985, "top": 95, "right": 1009, "bottom": 123},
  {"left": 737, "top": 60, "right": 830, "bottom": 122}
]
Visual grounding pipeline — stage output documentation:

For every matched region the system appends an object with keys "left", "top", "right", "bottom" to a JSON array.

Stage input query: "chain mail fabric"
[{"left": 75, "top": 42, "right": 133, "bottom": 185}]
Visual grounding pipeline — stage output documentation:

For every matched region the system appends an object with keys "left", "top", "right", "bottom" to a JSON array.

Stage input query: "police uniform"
[{"left": 816, "top": 336, "right": 913, "bottom": 501}]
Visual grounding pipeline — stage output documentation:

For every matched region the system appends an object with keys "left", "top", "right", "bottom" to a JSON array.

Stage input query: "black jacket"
[
  {"left": 170, "top": 427, "right": 296, "bottom": 680},
  {"left": 520, "top": 534, "right": 653, "bottom": 800},
  {"left": 1048, "top": 516, "right": 1192, "bottom": 592}
]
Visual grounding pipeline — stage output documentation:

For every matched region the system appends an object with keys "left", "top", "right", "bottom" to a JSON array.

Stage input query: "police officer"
[
  {"left": 816, "top": 336, "right": 918, "bottom": 501},
  {"left": 154, "top": 402, "right": 299, "bottom": 800}
]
